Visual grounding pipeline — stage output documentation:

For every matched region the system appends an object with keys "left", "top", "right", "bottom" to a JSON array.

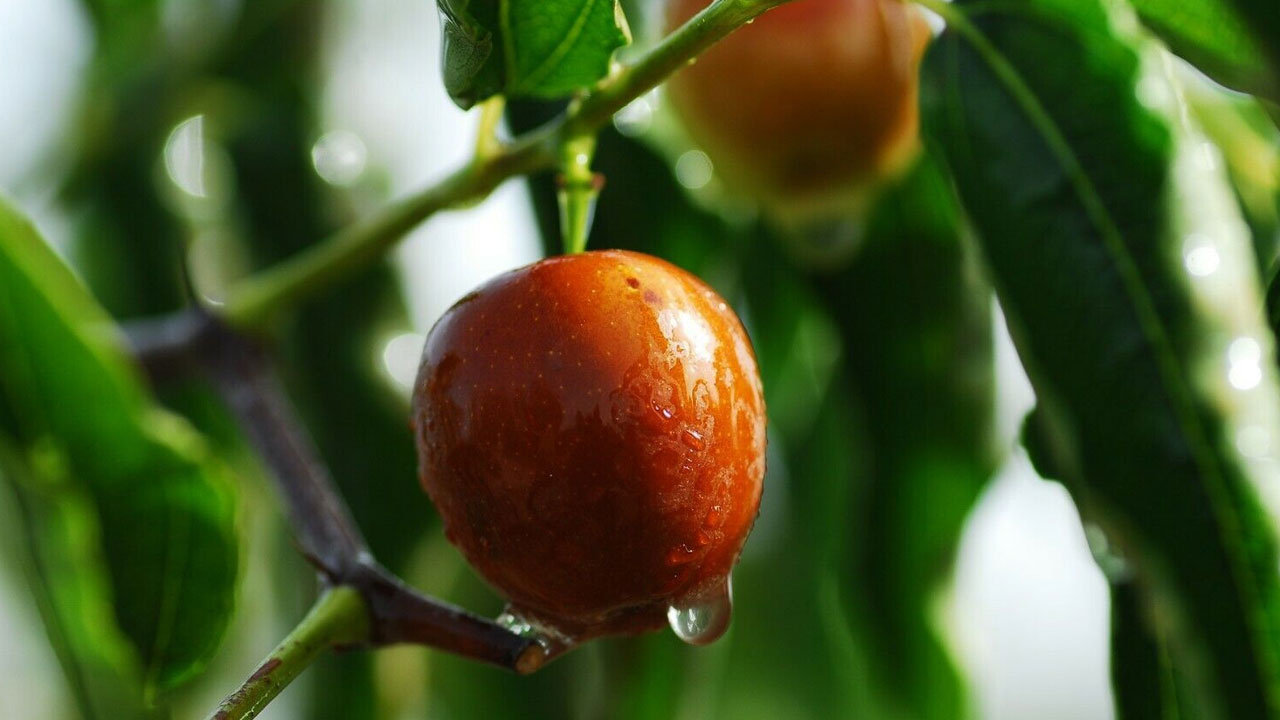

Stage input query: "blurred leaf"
[
  {"left": 0, "top": 440, "right": 158, "bottom": 720},
  {"left": 1128, "top": 0, "right": 1278, "bottom": 102},
  {"left": 1111, "top": 578, "right": 1182, "bottom": 720},
  {"left": 437, "top": 0, "right": 630, "bottom": 108},
  {"left": 1033, "top": 413, "right": 1204, "bottom": 720},
  {"left": 1224, "top": 0, "right": 1280, "bottom": 85},
  {"left": 1181, "top": 78, "right": 1280, "bottom": 271},
  {"left": 923, "top": 1, "right": 1280, "bottom": 716},
  {"left": 0, "top": 197, "right": 239, "bottom": 694},
  {"left": 777, "top": 157, "right": 996, "bottom": 720},
  {"left": 827, "top": 162, "right": 995, "bottom": 720}
]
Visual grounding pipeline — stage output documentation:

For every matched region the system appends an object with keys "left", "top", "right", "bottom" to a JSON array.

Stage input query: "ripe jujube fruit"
[
  {"left": 664, "top": 0, "right": 931, "bottom": 219},
  {"left": 412, "top": 250, "right": 766, "bottom": 645}
]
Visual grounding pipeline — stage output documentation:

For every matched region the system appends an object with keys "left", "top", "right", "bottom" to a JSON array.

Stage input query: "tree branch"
[
  {"left": 198, "top": 316, "right": 369, "bottom": 577},
  {"left": 125, "top": 311, "right": 540, "bottom": 672},
  {"left": 218, "top": 0, "right": 793, "bottom": 332}
]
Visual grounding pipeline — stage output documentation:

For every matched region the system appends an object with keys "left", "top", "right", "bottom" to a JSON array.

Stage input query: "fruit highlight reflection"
[{"left": 412, "top": 250, "right": 766, "bottom": 648}]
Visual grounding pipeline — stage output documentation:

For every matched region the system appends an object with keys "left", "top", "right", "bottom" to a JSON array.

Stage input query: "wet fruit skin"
[
  {"left": 664, "top": 0, "right": 932, "bottom": 218},
  {"left": 412, "top": 250, "right": 766, "bottom": 640}
]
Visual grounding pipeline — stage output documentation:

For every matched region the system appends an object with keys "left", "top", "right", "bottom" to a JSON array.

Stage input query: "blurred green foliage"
[{"left": 924, "top": 0, "right": 1280, "bottom": 716}]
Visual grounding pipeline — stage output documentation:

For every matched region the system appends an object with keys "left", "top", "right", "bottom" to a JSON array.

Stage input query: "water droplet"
[
  {"left": 1237, "top": 425, "right": 1271, "bottom": 459},
  {"left": 613, "top": 97, "right": 654, "bottom": 137},
  {"left": 682, "top": 428, "right": 706, "bottom": 450},
  {"left": 312, "top": 130, "right": 368, "bottom": 187},
  {"left": 497, "top": 610, "right": 535, "bottom": 636},
  {"left": 1182, "top": 234, "right": 1219, "bottom": 277},
  {"left": 652, "top": 402, "right": 675, "bottom": 421},
  {"left": 666, "top": 543, "right": 695, "bottom": 566},
  {"left": 380, "top": 332, "right": 425, "bottom": 392},
  {"left": 696, "top": 530, "right": 712, "bottom": 546},
  {"left": 164, "top": 115, "right": 208, "bottom": 197},
  {"left": 667, "top": 578, "right": 732, "bottom": 645},
  {"left": 675, "top": 150, "right": 714, "bottom": 190},
  {"left": 1228, "top": 337, "right": 1264, "bottom": 391},
  {"left": 1229, "top": 337, "right": 1262, "bottom": 366},
  {"left": 497, "top": 607, "right": 578, "bottom": 669},
  {"left": 704, "top": 506, "right": 724, "bottom": 529},
  {"left": 1229, "top": 362, "right": 1262, "bottom": 391}
]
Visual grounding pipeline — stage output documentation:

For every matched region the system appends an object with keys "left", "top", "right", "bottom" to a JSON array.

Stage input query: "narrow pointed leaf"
[
  {"left": 922, "top": 1, "right": 1280, "bottom": 716},
  {"left": 1225, "top": 0, "right": 1280, "bottom": 84}
]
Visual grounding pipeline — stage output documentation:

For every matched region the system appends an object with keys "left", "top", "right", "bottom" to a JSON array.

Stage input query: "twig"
[
  {"left": 350, "top": 563, "right": 544, "bottom": 672},
  {"left": 209, "top": 587, "right": 369, "bottom": 720},
  {"left": 218, "top": 0, "right": 793, "bottom": 332},
  {"left": 124, "top": 312, "right": 539, "bottom": 670},
  {"left": 198, "top": 316, "right": 369, "bottom": 577}
]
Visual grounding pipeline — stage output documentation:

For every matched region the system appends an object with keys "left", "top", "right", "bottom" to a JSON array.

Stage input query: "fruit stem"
[
  {"left": 474, "top": 96, "right": 507, "bottom": 161},
  {"left": 217, "top": 0, "right": 795, "bottom": 332},
  {"left": 557, "top": 132, "right": 601, "bottom": 254},
  {"left": 207, "top": 587, "right": 370, "bottom": 720}
]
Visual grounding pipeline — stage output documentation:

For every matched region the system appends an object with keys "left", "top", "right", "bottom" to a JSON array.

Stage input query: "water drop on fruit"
[
  {"left": 682, "top": 428, "right": 706, "bottom": 450},
  {"left": 667, "top": 577, "right": 733, "bottom": 646},
  {"left": 497, "top": 607, "right": 578, "bottom": 668}
]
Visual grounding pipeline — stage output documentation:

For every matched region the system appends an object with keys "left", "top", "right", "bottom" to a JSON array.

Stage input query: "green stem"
[
  {"left": 208, "top": 587, "right": 370, "bottom": 720},
  {"left": 219, "top": 0, "right": 791, "bottom": 331},
  {"left": 474, "top": 96, "right": 508, "bottom": 160},
  {"left": 558, "top": 132, "right": 600, "bottom": 254}
]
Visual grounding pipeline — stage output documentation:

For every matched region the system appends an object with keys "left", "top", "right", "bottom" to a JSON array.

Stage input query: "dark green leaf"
[
  {"left": 804, "top": 158, "right": 997, "bottom": 720},
  {"left": 1225, "top": 0, "right": 1280, "bottom": 84},
  {"left": 923, "top": 1, "right": 1280, "bottom": 716},
  {"left": 1129, "top": 0, "right": 1278, "bottom": 102},
  {"left": 437, "top": 0, "right": 630, "bottom": 108},
  {"left": 1111, "top": 579, "right": 1180, "bottom": 720},
  {"left": 0, "top": 197, "right": 239, "bottom": 694}
]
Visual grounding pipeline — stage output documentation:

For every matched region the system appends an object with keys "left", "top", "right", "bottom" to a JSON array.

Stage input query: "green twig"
[
  {"left": 557, "top": 132, "right": 600, "bottom": 254},
  {"left": 208, "top": 587, "right": 370, "bottom": 720},
  {"left": 219, "top": 0, "right": 791, "bottom": 331},
  {"left": 474, "top": 96, "right": 508, "bottom": 161}
]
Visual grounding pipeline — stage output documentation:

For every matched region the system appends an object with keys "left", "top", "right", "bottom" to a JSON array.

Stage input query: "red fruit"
[
  {"left": 412, "top": 250, "right": 766, "bottom": 644},
  {"left": 664, "top": 0, "right": 932, "bottom": 218}
]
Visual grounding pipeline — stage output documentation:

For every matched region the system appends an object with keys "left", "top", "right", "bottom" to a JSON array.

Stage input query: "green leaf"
[
  {"left": 1224, "top": 0, "right": 1280, "bottom": 85},
  {"left": 437, "top": 0, "right": 630, "bottom": 108},
  {"left": 1111, "top": 578, "right": 1184, "bottom": 720},
  {"left": 922, "top": 1, "right": 1280, "bottom": 717},
  {"left": 805, "top": 158, "right": 997, "bottom": 720},
  {"left": 1128, "top": 0, "right": 1278, "bottom": 103},
  {"left": 1181, "top": 79, "right": 1280, "bottom": 270},
  {"left": 0, "top": 197, "right": 239, "bottom": 695},
  {"left": 0, "top": 440, "right": 157, "bottom": 720}
]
